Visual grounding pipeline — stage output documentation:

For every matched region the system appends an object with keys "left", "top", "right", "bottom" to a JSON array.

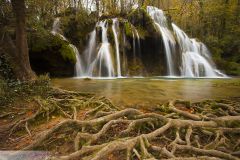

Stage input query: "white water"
[
  {"left": 147, "top": 6, "right": 225, "bottom": 78},
  {"left": 51, "top": 18, "right": 83, "bottom": 77},
  {"left": 172, "top": 23, "right": 226, "bottom": 77},
  {"left": 132, "top": 26, "right": 141, "bottom": 59},
  {"left": 85, "top": 20, "right": 115, "bottom": 77},
  {"left": 70, "top": 44, "right": 84, "bottom": 76},
  {"left": 112, "top": 18, "right": 122, "bottom": 77},
  {"left": 51, "top": 18, "right": 67, "bottom": 41},
  {"left": 52, "top": 7, "right": 226, "bottom": 78},
  {"left": 82, "top": 29, "right": 97, "bottom": 77},
  {"left": 147, "top": 6, "right": 176, "bottom": 76}
]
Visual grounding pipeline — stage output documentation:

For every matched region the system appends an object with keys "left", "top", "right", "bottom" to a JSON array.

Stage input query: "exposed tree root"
[
  {"left": 6, "top": 89, "right": 119, "bottom": 137},
  {"left": 16, "top": 99, "right": 240, "bottom": 160}
]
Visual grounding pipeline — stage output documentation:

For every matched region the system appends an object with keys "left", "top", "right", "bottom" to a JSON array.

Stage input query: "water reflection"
[
  {"left": 52, "top": 78, "right": 240, "bottom": 106},
  {"left": 180, "top": 80, "right": 212, "bottom": 100}
]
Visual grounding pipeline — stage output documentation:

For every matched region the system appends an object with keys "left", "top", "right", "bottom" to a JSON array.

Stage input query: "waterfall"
[
  {"left": 51, "top": 18, "right": 83, "bottom": 77},
  {"left": 96, "top": 20, "right": 115, "bottom": 77},
  {"left": 135, "top": 29, "right": 142, "bottom": 59},
  {"left": 51, "top": 18, "right": 67, "bottom": 41},
  {"left": 112, "top": 18, "right": 122, "bottom": 77},
  {"left": 84, "top": 20, "right": 115, "bottom": 78},
  {"left": 70, "top": 44, "right": 84, "bottom": 76},
  {"left": 69, "top": 7, "right": 225, "bottom": 78},
  {"left": 147, "top": 6, "right": 177, "bottom": 76},
  {"left": 82, "top": 29, "right": 97, "bottom": 77},
  {"left": 147, "top": 6, "right": 226, "bottom": 78},
  {"left": 132, "top": 26, "right": 142, "bottom": 59},
  {"left": 171, "top": 23, "right": 226, "bottom": 77},
  {"left": 131, "top": 26, "right": 143, "bottom": 76}
]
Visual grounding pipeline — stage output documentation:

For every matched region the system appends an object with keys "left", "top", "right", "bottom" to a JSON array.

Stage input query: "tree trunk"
[{"left": 11, "top": 0, "right": 36, "bottom": 81}]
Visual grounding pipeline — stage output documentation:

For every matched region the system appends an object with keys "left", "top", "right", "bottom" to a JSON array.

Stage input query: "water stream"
[
  {"left": 52, "top": 6, "right": 226, "bottom": 78},
  {"left": 112, "top": 18, "right": 122, "bottom": 77},
  {"left": 147, "top": 6, "right": 177, "bottom": 76}
]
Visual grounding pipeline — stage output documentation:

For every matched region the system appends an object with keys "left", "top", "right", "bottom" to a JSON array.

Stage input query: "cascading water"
[
  {"left": 81, "top": 29, "right": 97, "bottom": 77},
  {"left": 131, "top": 26, "right": 143, "bottom": 76},
  {"left": 70, "top": 6, "right": 225, "bottom": 78},
  {"left": 112, "top": 18, "right": 122, "bottom": 77},
  {"left": 70, "top": 44, "right": 84, "bottom": 77},
  {"left": 147, "top": 6, "right": 177, "bottom": 76},
  {"left": 131, "top": 26, "right": 142, "bottom": 60},
  {"left": 147, "top": 6, "right": 225, "bottom": 78},
  {"left": 135, "top": 28, "right": 142, "bottom": 59},
  {"left": 51, "top": 18, "right": 83, "bottom": 77},
  {"left": 81, "top": 20, "right": 115, "bottom": 78},
  {"left": 51, "top": 18, "right": 67, "bottom": 41},
  {"left": 172, "top": 24, "right": 226, "bottom": 77},
  {"left": 77, "top": 19, "right": 131, "bottom": 78}
]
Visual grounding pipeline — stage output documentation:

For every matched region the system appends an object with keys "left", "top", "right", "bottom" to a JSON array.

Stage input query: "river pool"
[{"left": 52, "top": 77, "right": 240, "bottom": 106}]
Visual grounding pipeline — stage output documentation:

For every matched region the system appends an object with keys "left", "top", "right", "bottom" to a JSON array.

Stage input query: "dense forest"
[{"left": 0, "top": 0, "right": 240, "bottom": 160}]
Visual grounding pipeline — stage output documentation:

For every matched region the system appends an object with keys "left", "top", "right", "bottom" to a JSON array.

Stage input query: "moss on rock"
[
  {"left": 60, "top": 44, "right": 76, "bottom": 64},
  {"left": 124, "top": 22, "right": 133, "bottom": 38},
  {"left": 28, "top": 30, "right": 76, "bottom": 77},
  {"left": 127, "top": 8, "right": 157, "bottom": 38}
]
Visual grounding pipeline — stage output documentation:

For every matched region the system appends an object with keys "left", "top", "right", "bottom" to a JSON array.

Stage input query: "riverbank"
[{"left": 0, "top": 78, "right": 240, "bottom": 159}]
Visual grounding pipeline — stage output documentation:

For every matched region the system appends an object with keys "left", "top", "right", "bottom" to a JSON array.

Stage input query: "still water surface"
[{"left": 52, "top": 78, "right": 240, "bottom": 106}]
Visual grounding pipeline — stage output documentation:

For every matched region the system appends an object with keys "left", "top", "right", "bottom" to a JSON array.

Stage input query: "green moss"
[
  {"left": 127, "top": 8, "right": 157, "bottom": 38},
  {"left": 124, "top": 22, "right": 133, "bottom": 37},
  {"left": 30, "top": 30, "right": 65, "bottom": 53},
  {"left": 29, "top": 29, "right": 77, "bottom": 65},
  {"left": 136, "top": 26, "right": 147, "bottom": 39},
  {"left": 107, "top": 19, "right": 113, "bottom": 25},
  {"left": 60, "top": 44, "right": 76, "bottom": 64}
]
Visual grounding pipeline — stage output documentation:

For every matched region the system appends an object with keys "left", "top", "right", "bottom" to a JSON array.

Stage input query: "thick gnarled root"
[{"left": 19, "top": 99, "right": 240, "bottom": 160}]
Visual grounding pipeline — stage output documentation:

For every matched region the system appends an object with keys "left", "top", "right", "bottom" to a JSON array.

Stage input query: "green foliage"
[
  {"left": 135, "top": 26, "right": 147, "bottom": 39},
  {"left": 215, "top": 59, "right": 240, "bottom": 76},
  {"left": 0, "top": 74, "right": 51, "bottom": 106},
  {"left": 0, "top": 79, "right": 7, "bottom": 97},
  {"left": 60, "top": 44, "right": 76, "bottom": 64},
  {"left": 0, "top": 54, "right": 16, "bottom": 83}
]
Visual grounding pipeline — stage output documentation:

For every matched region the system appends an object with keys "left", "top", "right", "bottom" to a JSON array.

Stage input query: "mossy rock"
[
  {"left": 127, "top": 8, "right": 158, "bottom": 38},
  {"left": 28, "top": 30, "right": 77, "bottom": 77},
  {"left": 62, "top": 10, "right": 97, "bottom": 50},
  {"left": 60, "top": 44, "right": 76, "bottom": 64},
  {"left": 124, "top": 22, "right": 133, "bottom": 38}
]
